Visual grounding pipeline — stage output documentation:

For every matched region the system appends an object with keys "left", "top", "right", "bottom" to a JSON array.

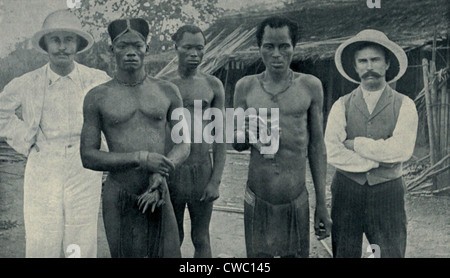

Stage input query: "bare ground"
[{"left": 0, "top": 151, "right": 449, "bottom": 258}]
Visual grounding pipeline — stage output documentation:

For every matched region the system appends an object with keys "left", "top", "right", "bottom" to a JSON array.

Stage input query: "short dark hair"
[
  {"left": 171, "top": 25, "right": 206, "bottom": 44},
  {"left": 353, "top": 42, "right": 390, "bottom": 65},
  {"left": 256, "top": 16, "right": 299, "bottom": 48}
]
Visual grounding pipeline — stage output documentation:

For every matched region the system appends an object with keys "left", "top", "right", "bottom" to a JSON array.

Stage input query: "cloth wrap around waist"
[
  {"left": 102, "top": 176, "right": 181, "bottom": 258},
  {"left": 244, "top": 186, "right": 310, "bottom": 257}
]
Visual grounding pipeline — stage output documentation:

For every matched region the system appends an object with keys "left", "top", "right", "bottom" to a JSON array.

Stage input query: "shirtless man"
[
  {"left": 161, "top": 25, "right": 226, "bottom": 258},
  {"left": 80, "top": 18, "right": 190, "bottom": 258},
  {"left": 232, "top": 16, "right": 332, "bottom": 258}
]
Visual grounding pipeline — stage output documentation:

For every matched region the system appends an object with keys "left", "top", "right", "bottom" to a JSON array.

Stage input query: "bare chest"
[
  {"left": 100, "top": 87, "right": 170, "bottom": 126},
  {"left": 172, "top": 79, "right": 215, "bottom": 109},
  {"left": 246, "top": 84, "right": 312, "bottom": 118}
]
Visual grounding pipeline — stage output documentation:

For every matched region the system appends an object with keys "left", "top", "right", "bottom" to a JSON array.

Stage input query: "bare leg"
[
  {"left": 170, "top": 196, "right": 187, "bottom": 246},
  {"left": 188, "top": 200, "right": 213, "bottom": 258}
]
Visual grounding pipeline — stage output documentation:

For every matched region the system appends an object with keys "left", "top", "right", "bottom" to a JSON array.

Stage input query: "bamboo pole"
[
  {"left": 422, "top": 59, "right": 437, "bottom": 168},
  {"left": 445, "top": 32, "right": 450, "bottom": 167},
  {"left": 441, "top": 79, "right": 448, "bottom": 159},
  {"left": 430, "top": 60, "right": 440, "bottom": 160}
]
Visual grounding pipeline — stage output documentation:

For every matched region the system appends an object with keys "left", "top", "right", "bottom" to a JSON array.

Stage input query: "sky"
[{"left": 0, "top": 0, "right": 277, "bottom": 58}]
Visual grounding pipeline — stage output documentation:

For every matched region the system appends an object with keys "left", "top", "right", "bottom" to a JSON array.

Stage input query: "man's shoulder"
[
  {"left": 76, "top": 63, "right": 110, "bottom": 82},
  {"left": 85, "top": 80, "right": 115, "bottom": 100},
  {"left": 391, "top": 88, "right": 416, "bottom": 108},
  {"left": 2, "top": 64, "right": 47, "bottom": 90},
  {"left": 150, "top": 76, "right": 178, "bottom": 90},
  {"left": 236, "top": 74, "right": 259, "bottom": 89},
  {"left": 149, "top": 77, "right": 181, "bottom": 100},
  {"left": 295, "top": 72, "right": 322, "bottom": 89},
  {"left": 201, "top": 72, "right": 224, "bottom": 91}
]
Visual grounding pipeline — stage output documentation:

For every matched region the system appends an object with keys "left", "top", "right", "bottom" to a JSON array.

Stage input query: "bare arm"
[
  {"left": 80, "top": 87, "right": 140, "bottom": 172},
  {"left": 306, "top": 76, "right": 331, "bottom": 239},
  {"left": 232, "top": 78, "right": 251, "bottom": 152},
  {"left": 208, "top": 76, "right": 227, "bottom": 186},
  {"left": 165, "top": 83, "right": 190, "bottom": 168},
  {"left": 200, "top": 77, "right": 227, "bottom": 202},
  {"left": 306, "top": 77, "right": 327, "bottom": 207}
]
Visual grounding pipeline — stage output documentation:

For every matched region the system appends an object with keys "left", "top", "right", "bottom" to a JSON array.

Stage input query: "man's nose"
[
  {"left": 125, "top": 49, "right": 137, "bottom": 57},
  {"left": 272, "top": 47, "right": 282, "bottom": 57},
  {"left": 188, "top": 49, "right": 198, "bottom": 57},
  {"left": 367, "top": 60, "right": 373, "bottom": 70},
  {"left": 59, "top": 42, "right": 67, "bottom": 50}
]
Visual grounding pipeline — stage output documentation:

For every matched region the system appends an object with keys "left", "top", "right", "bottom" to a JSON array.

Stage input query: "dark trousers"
[{"left": 331, "top": 172, "right": 407, "bottom": 258}]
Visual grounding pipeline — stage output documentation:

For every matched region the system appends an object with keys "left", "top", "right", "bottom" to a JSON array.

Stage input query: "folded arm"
[
  {"left": 353, "top": 96, "right": 418, "bottom": 163},
  {"left": 324, "top": 98, "right": 379, "bottom": 172}
]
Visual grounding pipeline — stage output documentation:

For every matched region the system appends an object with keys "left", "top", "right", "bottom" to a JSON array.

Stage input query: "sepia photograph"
[{"left": 0, "top": 0, "right": 448, "bottom": 266}]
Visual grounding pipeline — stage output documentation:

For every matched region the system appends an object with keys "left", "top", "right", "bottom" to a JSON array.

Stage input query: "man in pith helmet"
[
  {"left": 325, "top": 29, "right": 418, "bottom": 258},
  {"left": 0, "top": 9, "right": 110, "bottom": 257}
]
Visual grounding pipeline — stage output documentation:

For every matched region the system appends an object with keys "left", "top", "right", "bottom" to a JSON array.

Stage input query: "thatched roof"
[{"left": 158, "top": 0, "right": 449, "bottom": 76}]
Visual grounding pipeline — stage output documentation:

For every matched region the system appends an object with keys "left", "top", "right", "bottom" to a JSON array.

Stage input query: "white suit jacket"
[{"left": 0, "top": 62, "right": 110, "bottom": 156}]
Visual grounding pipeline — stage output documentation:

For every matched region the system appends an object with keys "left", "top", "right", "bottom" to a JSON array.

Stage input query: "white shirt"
[
  {"left": 324, "top": 86, "right": 418, "bottom": 173},
  {"left": 37, "top": 64, "right": 84, "bottom": 144},
  {"left": 361, "top": 86, "right": 384, "bottom": 114}
]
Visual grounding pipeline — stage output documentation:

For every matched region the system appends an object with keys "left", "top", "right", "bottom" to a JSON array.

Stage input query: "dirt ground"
[{"left": 0, "top": 150, "right": 449, "bottom": 258}]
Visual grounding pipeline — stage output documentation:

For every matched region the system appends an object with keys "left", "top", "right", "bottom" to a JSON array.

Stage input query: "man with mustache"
[
  {"left": 160, "top": 25, "right": 226, "bottom": 258},
  {"left": 325, "top": 29, "right": 418, "bottom": 257},
  {"left": 0, "top": 9, "right": 111, "bottom": 257},
  {"left": 232, "top": 16, "right": 331, "bottom": 258},
  {"left": 80, "top": 18, "right": 190, "bottom": 258}
]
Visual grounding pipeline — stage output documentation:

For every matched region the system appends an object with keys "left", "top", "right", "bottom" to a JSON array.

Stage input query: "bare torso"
[
  {"left": 95, "top": 77, "right": 175, "bottom": 191},
  {"left": 165, "top": 72, "right": 216, "bottom": 166},
  {"left": 241, "top": 73, "right": 315, "bottom": 204}
]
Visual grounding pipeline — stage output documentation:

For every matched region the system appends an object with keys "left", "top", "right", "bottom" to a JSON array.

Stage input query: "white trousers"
[{"left": 23, "top": 142, "right": 102, "bottom": 258}]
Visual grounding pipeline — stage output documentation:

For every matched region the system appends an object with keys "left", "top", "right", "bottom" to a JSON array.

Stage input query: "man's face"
[
  {"left": 354, "top": 45, "right": 390, "bottom": 88},
  {"left": 176, "top": 32, "right": 205, "bottom": 70},
  {"left": 111, "top": 31, "right": 148, "bottom": 72},
  {"left": 44, "top": 31, "right": 78, "bottom": 68},
  {"left": 260, "top": 26, "right": 294, "bottom": 73}
]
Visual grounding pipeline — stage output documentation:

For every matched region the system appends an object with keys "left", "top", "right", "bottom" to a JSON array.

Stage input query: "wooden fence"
[{"left": 407, "top": 53, "right": 449, "bottom": 194}]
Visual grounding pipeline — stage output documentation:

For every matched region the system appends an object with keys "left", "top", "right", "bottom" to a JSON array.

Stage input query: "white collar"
[
  {"left": 361, "top": 84, "right": 386, "bottom": 96},
  {"left": 47, "top": 63, "right": 78, "bottom": 86}
]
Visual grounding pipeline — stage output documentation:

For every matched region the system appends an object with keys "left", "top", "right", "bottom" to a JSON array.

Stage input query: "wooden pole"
[
  {"left": 441, "top": 80, "right": 448, "bottom": 159},
  {"left": 430, "top": 60, "right": 440, "bottom": 160},
  {"left": 422, "top": 59, "right": 437, "bottom": 169}
]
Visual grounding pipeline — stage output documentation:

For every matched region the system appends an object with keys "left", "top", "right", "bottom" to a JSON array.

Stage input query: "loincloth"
[
  {"left": 244, "top": 186, "right": 310, "bottom": 257},
  {"left": 102, "top": 176, "right": 180, "bottom": 258},
  {"left": 168, "top": 161, "right": 212, "bottom": 202}
]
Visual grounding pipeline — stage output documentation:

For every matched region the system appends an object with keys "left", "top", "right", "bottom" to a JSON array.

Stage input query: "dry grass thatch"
[{"left": 158, "top": 0, "right": 449, "bottom": 76}]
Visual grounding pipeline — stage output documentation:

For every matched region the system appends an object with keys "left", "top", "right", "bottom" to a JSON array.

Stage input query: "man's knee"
[{"left": 191, "top": 232, "right": 210, "bottom": 248}]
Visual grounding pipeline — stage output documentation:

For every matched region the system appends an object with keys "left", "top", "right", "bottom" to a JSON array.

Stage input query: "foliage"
[{"left": 72, "top": 0, "right": 224, "bottom": 52}]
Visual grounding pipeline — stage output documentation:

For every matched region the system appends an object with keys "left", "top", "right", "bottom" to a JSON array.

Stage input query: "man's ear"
[
  {"left": 145, "top": 44, "right": 150, "bottom": 55},
  {"left": 385, "top": 59, "right": 390, "bottom": 71},
  {"left": 109, "top": 45, "right": 114, "bottom": 53}
]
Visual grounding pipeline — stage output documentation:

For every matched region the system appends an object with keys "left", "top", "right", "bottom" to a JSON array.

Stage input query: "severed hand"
[{"left": 137, "top": 173, "right": 168, "bottom": 213}]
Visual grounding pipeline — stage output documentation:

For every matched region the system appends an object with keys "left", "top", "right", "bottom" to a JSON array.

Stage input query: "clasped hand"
[{"left": 139, "top": 151, "right": 175, "bottom": 177}]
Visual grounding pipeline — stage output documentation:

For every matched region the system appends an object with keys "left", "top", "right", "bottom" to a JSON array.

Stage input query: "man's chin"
[{"left": 50, "top": 58, "right": 74, "bottom": 68}]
